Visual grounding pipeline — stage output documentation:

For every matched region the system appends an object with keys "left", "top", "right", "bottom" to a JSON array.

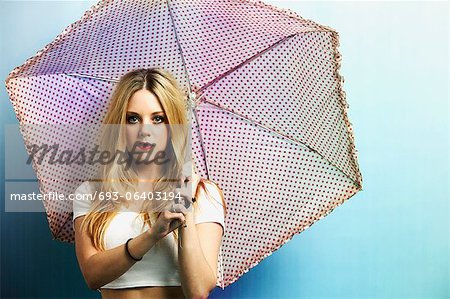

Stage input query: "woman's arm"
[
  {"left": 74, "top": 216, "right": 158, "bottom": 290},
  {"left": 178, "top": 212, "right": 223, "bottom": 299}
]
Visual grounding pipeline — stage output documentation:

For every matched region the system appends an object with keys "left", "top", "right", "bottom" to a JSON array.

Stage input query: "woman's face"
[{"left": 125, "top": 89, "right": 169, "bottom": 164}]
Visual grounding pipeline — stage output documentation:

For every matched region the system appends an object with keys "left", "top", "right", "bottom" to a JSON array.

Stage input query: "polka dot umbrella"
[{"left": 5, "top": 0, "right": 363, "bottom": 289}]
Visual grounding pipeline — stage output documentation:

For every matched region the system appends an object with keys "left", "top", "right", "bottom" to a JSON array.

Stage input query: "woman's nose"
[{"left": 139, "top": 124, "right": 152, "bottom": 136}]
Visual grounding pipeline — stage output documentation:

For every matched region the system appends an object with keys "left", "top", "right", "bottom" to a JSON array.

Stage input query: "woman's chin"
[{"left": 132, "top": 153, "right": 155, "bottom": 162}]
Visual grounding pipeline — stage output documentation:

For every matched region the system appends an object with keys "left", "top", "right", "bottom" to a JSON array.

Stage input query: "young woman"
[{"left": 72, "top": 68, "right": 226, "bottom": 299}]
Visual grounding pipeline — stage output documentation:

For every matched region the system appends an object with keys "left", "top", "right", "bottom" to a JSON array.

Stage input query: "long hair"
[{"left": 80, "top": 67, "right": 226, "bottom": 251}]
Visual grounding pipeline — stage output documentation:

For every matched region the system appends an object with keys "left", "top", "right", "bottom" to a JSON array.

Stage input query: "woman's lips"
[
  {"left": 136, "top": 142, "right": 155, "bottom": 151},
  {"left": 137, "top": 145, "right": 153, "bottom": 150}
]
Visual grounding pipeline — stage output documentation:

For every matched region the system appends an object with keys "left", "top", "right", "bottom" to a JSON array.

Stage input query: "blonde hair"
[{"left": 80, "top": 67, "right": 226, "bottom": 251}]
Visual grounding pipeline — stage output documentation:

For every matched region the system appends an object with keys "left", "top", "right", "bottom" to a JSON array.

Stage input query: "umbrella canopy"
[{"left": 5, "top": 0, "right": 363, "bottom": 289}]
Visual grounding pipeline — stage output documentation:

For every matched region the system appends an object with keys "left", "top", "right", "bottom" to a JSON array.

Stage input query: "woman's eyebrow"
[{"left": 126, "top": 111, "right": 165, "bottom": 115}]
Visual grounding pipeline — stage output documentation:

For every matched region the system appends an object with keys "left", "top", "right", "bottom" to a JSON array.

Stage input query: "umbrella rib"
[
  {"left": 200, "top": 99, "right": 315, "bottom": 152},
  {"left": 166, "top": 0, "right": 212, "bottom": 178},
  {"left": 166, "top": 0, "right": 193, "bottom": 93},
  {"left": 199, "top": 32, "right": 300, "bottom": 94},
  {"left": 67, "top": 73, "right": 119, "bottom": 83},
  {"left": 200, "top": 99, "right": 362, "bottom": 190},
  {"left": 192, "top": 108, "right": 211, "bottom": 179},
  {"left": 68, "top": 0, "right": 195, "bottom": 91}
]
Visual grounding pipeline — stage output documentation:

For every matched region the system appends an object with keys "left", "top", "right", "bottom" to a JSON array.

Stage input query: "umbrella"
[{"left": 5, "top": 0, "right": 363, "bottom": 289}]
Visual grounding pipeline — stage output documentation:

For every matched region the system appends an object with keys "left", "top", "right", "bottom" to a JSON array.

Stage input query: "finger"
[
  {"left": 170, "top": 203, "right": 188, "bottom": 215},
  {"left": 169, "top": 218, "right": 184, "bottom": 232},
  {"left": 174, "top": 187, "right": 181, "bottom": 198},
  {"left": 167, "top": 212, "right": 186, "bottom": 223},
  {"left": 183, "top": 175, "right": 192, "bottom": 187},
  {"left": 173, "top": 188, "right": 186, "bottom": 205},
  {"left": 174, "top": 185, "right": 188, "bottom": 196},
  {"left": 168, "top": 203, "right": 182, "bottom": 213},
  {"left": 184, "top": 180, "right": 192, "bottom": 198},
  {"left": 174, "top": 203, "right": 188, "bottom": 214}
]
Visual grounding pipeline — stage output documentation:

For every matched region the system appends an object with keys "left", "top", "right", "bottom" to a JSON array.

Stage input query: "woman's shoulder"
[
  {"left": 194, "top": 180, "right": 226, "bottom": 234},
  {"left": 74, "top": 181, "right": 96, "bottom": 195},
  {"left": 199, "top": 180, "right": 223, "bottom": 205},
  {"left": 72, "top": 181, "right": 97, "bottom": 221}
]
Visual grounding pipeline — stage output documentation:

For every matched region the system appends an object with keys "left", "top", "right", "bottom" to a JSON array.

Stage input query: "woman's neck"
[{"left": 133, "top": 163, "right": 163, "bottom": 182}]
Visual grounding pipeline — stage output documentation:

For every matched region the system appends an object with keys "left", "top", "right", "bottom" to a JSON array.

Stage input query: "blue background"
[{"left": 1, "top": 1, "right": 448, "bottom": 298}]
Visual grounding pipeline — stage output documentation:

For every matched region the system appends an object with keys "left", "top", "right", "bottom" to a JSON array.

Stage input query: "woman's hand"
[
  {"left": 149, "top": 209, "right": 186, "bottom": 242},
  {"left": 171, "top": 161, "right": 200, "bottom": 224},
  {"left": 148, "top": 162, "right": 200, "bottom": 242},
  {"left": 180, "top": 161, "right": 201, "bottom": 199},
  {"left": 147, "top": 181, "right": 194, "bottom": 242},
  {"left": 170, "top": 162, "right": 199, "bottom": 215}
]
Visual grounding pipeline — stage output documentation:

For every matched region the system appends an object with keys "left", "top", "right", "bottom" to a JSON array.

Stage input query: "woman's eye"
[
  {"left": 154, "top": 116, "right": 165, "bottom": 123},
  {"left": 127, "top": 116, "right": 139, "bottom": 124}
]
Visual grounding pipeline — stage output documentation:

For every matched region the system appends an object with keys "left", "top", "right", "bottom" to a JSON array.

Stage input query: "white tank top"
[{"left": 72, "top": 181, "right": 225, "bottom": 290}]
